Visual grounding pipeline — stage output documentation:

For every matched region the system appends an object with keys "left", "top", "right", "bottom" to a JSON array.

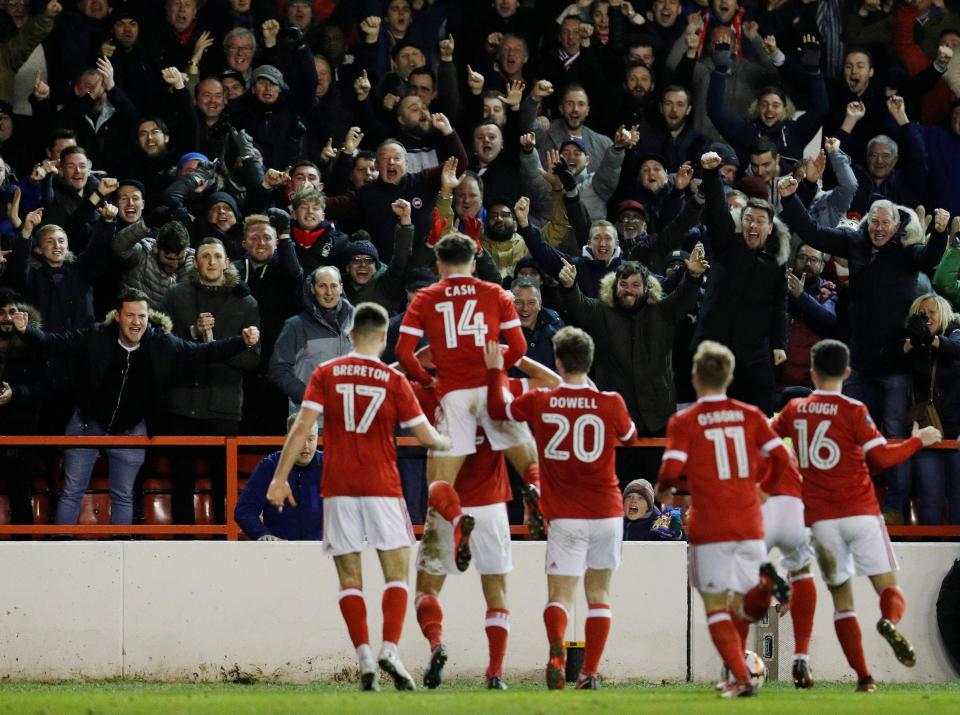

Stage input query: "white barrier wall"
[{"left": 0, "top": 542, "right": 957, "bottom": 683}]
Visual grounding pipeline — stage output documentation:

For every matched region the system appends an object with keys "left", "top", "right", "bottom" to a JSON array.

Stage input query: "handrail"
[{"left": 0, "top": 435, "right": 957, "bottom": 539}]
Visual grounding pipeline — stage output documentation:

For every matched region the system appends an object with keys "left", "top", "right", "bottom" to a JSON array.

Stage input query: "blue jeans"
[
  {"left": 54, "top": 411, "right": 147, "bottom": 526},
  {"left": 911, "top": 451, "right": 960, "bottom": 525},
  {"left": 844, "top": 370, "right": 912, "bottom": 515}
]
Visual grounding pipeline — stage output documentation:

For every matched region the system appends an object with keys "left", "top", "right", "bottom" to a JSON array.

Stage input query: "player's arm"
[
  {"left": 612, "top": 393, "right": 638, "bottom": 446},
  {"left": 409, "top": 420, "right": 453, "bottom": 451},
  {"left": 396, "top": 303, "right": 434, "bottom": 386},
  {"left": 396, "top": 376, "right": 452, "bottom": 451},
  {"left": 656, "top": 416, "right": 687, "bottom": 503},
  {"left": 514, "top": 354, "right": 561, "bottom": 389},
  {"left": 266, "top": 403, "right": 319, "bottom": 511},
  {"left": 865, "top": 422, "right": 941, "bottom": 472},
  {"left": 758, "top": 434, "right": 795, "bottom": 494},
  {"left": 484, "top": 340, "right": 522, "bottom": 421}
]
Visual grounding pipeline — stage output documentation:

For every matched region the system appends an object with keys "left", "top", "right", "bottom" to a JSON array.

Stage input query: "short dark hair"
[
  {"left": 615, "top": 260, "right": 650, "bottom": 284},
  {"left": 748, "top": 136, "right": 778, "bottom": 159},
  {"left": 47, "top": 128, "right": 76, "bottom": 151},
  {"left": 810, "top": 339, "right": 850, "bottom": 379},
  {"left": 553, "top": 326, "right": 594, "bottom": 374},
  {"left": 756, "top": 86, "right": 786, "bottom": 106},
  {"left": 741, "top": 197, "right": 775, "bottom": 223},
  {"left": 356, "top": 149, "right": 376, "bottom": 162},
  {"left": 137, "top": 116, "right": 169, "bottom": 136},
  {"left": 156, "top": 221, "right": 190, "bottom": 253},
  {"left": 117, "top": 288, "right": 150, "bottom": 309},
  {"left": 0, "top": 286, "right": 23, "bottom": 308},
  {"left": 408, "top": 65, "right": 436, "bottom": 87},
  {"left": 197, "top": 236, "right": 226, "bottom": 252},
  {"left": 59, "top": 145, "right": 88, "bottom": 163},
  {"left": 845, "top": 47, "right": 874, "bottom": 67},
  {"left": 292, "top": 159, "right": 320, "bottom": 175},
  {"left": 434, "top": 234, "right": 477, "bottom": 265},
  {"left": 661, "top": 84, "right": 691, "bottom": 103},
  {"left": 352, "top": 302, "right": 389, "bottom": 336}
]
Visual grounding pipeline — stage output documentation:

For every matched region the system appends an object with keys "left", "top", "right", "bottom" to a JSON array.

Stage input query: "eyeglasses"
[
  {"left": 350, "top": 257, "right": 376, "bottom": 266},
  {"left": 138, "top": 128, "right": 164, "bottom": 138},
  {"left": 488, "top": 209, "right": 514, "bottom": 219},
  {"left": 796, "top": 255, "right": 823, "bottom": 264}
]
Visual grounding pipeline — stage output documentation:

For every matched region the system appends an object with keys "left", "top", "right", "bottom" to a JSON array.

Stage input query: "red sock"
[
  {"left": 337, "top": 588, "right": 369, "bottom": 648},
  {"left": 880, "top": 586, "right": 906, "bottom": 625},
  {"left": 742, "top": 581, "right": 773, "bottom": 621},
  {"left": 543, "top": 601, "right": 568, "bottom": 650},
  {"left": 522, "top": 463, "right": 541, "bottom": 490},
  {"left": 834, "top": 610, "right": 870, "bottom": 679},
  {"left": 732, "top": 611, "right": 750, "bottom": 645},
  {"left": 485, "top": 609, "right": 510, "bottom": 678},
  {"left": 789, "top": 573, "right": 817, "bottom": 656},
  {"left": 415, "top": 592, "right": 443, "bottom": 650},
  {"left": 428, "top": 481, "right": 462, "bottom": 523},
  {"left": 382, "top": 581, "right": 408, "bottom": 647},
  {"left": 707, "top": 610, "right": 748, "bottom": 680},
  {"left": 582, "top": 604, "right": 612, "bottom": 677}
]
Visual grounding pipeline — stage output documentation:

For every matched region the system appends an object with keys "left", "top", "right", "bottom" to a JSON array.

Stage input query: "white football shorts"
[
  {"left": 416, "top": 502, "right": 512, "bottom": 576},
  {"left": 689, "top": 539, "right": 766, "bottom": 594},
  {"left": 322, "top": 496, "right": 414, "bottom": 556},
  {"left": 545, "top": 517, "right": 623, "bottom": 576},
  {"left": 762, "top": 495, "right": 815, "bottom": 572},
  {"left": 432, "top": 386, "right": 532, "bottom": 457},
  {"left": 811, "top": 514, "right": 899, "bottom": 586}
]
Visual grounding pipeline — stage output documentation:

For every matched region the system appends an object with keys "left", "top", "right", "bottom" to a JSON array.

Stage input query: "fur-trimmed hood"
[
  {"left": 598, "top": 269, "right": 664, "bottom": 309},
  {"left": 14, "top": 302, "right": 43, "bottom": 328},
  {"left": 185, "top": 263, "right": 243, "bottom": 289},
  {"left": 767, "top": 217, "right": 792, "bottom": 266},
  {"left": 103, "top": 308, "right": 174, "bottom": 334},
  {"left": 857, "top": 205, "right": 925, "bottom": 248}
]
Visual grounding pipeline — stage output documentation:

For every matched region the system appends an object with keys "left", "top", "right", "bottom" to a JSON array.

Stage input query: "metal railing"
[{"left": 0, "top": 436, "right": 957, "bottom": 539}]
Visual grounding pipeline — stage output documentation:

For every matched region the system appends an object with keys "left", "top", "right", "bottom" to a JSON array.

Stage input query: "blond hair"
[{"left": 693, "top": 340, "right": 735, "bottom": 389}]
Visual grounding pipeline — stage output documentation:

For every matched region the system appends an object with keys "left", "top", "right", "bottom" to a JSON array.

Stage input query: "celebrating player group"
[{"left": 266, "top": 232, "right": 940, "bottom": 696}]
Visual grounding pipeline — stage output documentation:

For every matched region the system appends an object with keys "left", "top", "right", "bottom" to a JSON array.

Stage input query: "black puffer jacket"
[{"left": 161, "top": 265, "right": 260, "bottom": 422}]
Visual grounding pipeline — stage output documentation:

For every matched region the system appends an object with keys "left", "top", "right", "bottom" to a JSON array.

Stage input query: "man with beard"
[
  {"left": 521, "top": 82, "right": 613, "bottom": 175},
  {"left": 694, "top": 151, "right": 791, "bottom": 415},
  {"left": 470, "top": 120, "right": 521, "bottom": 215},
  {"left": 556, "top": 246, "right": 708, "bottom": 488},
  {"left": 638, "top": 86, "right": 709, "bottom": 173},
  {"left": 480, "top": 200, "right": 529, "bottom": 282},
  {"left": 340, "top": 200, "right": 413, "bottom": 316},
  {"left": 779, "top": 243, "right": 838, "bottom": 391},
  {"left": 515, "top": 196, "right": 621, "bottom": 299},
  {"left": 102, "top": 3, "right": 162, "bottom": 114},
  {"left": 393, "top": 95, "right": 443, "bottom": 173},
  {"left": 605, "top": 61, "right": 659, "bottom": 138}
]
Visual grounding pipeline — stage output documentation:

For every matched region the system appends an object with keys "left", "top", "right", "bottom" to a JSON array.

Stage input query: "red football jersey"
[
  {"left": 413, "top": 380, "right": 522, "bottom": 507},
  {"left": 771, "top": 390, "right": 886, "bottom": 524},
  {"left": 398, "top": 274, "right": 523, "bottom": 394},
  {"left": 506, "top": 383, "right": 636, "bottom": 520},
  {"left": 302, "top": 352, "right": 426, "bottom": 498},
  {"left": 659, "top": 396, "right": 787, "bottom": 544}
]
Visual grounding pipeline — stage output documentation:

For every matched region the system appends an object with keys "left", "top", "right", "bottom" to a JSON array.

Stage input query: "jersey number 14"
[{"left": 435, "top": 299, "right": 488, "bottom": 348}]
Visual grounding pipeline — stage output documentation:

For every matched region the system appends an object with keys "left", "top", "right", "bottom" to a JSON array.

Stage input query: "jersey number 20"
[
  {"left": 435, "top": 299, "right": 488, "bottom": 348},
  {"left": 543, "top": 413, "right": 605, "bottom": 462}
]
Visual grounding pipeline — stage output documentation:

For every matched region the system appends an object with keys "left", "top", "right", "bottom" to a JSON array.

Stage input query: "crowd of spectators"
[{"left": 1, "top": 0, "right": 960, "bottom": 531}]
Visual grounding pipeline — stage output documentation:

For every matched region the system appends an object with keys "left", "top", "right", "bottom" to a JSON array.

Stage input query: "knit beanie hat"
[{"left": 623, "top": 478, "right": 655, "bottom": 511}]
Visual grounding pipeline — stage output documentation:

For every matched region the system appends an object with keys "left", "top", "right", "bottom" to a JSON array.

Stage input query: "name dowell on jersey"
[{"left": 549, "top": 396, "right": 599, "bottom": 409}]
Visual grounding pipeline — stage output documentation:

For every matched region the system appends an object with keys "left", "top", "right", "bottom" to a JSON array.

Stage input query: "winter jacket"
[
  {"left": 781, "top": 277, "right": 840, "bottom": 388},
  {"left": 706, "top": 65, "right": 828, "bottom": 165},
  {"left": 232, "top": 237, "right": 303, "bottom": 362},
  {"left": 518, "top": 223, "right": 621, "bottom": 299},
  {"left": 933, "top": 245, "right": 960, "bottom": 311},
  {"left": 292, "top": 220, "right": 350, "bottom": 276},
  {"left": 627, "top": 195, "right": 705, "bottom": 275},
  {"left": 113, "top": 219, "right": 195, "bottom": 308},
  {"left": 161, "top": 265, "right": 260, "bottom": 422},
  {"left": 324, "top": 131, "right": 468, "bottom": 266},
  {"left": 234, "top": 450, "right": 323, "bottom": 541},
  {"left": 0, "top": 302, "right": 48, "bottom": 429},
  {"left": 509, "top": 307, "right": 564, "bottom": 376},
  {"left": 17, "top": 308, "right": 251, "bottom": 432},
  {"left": 520, "top": 102, "right": 614, "bottom": 176},
  {"left": 269, "top": 273, "right": 354, "bottom": 415},
  {"left": 342, "top": 224, "right": 412, "bottom": 317},
  {"left": 849, "top": 122, "right": 928, "bottom": 217},
  {"left": 805, "top": 148, "right": 857, "bottom": 228},
  {"left": 780, "top": 193, "right": 946, "bottom": 375},
  {"left": 4, "top": 219, "right": 114, "bottom": 333},
  {"left": 0, "top": 13, "right": 52, "bottom": 105},
  {"left": 900, "top": 320, "right": 960, "bottom": 437},
  {"left": 693, "top": 168, "right": 790, "bottom": 362},
  {"left": 561, "top": 270, "right": 702, "bottom": 433}
]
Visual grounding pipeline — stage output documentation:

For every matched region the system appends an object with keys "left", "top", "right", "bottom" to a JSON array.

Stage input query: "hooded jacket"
[
  {"left": 161, "top": 264, "right": 260, "bottom": 422},
  {"left": 16, "top": 307, "right": 251, "bottom": 432},
  {"left": 341, "top": 224, "right": 413, "bottom": 316},
  {"left": 518, "top": 223, "right": 622, "bottom": 299},
  {"left": 560, "top": 269, "right": 702, "bottom": 433},
  {"left": 268, "top": 271, "right": 354, "bottom": 415},
  {"left": 113, "top": 219, "right": 195, "bottom": 308},
  {"left": 781, "top": 193, "right": 945, "bottom": 375},
  {"left": 694, "top": 168, "right": 790, "bottom": 361}
]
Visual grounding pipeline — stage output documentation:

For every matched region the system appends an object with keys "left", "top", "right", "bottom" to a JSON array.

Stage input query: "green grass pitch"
[{"left": 0, "top": 681, "right": 958, "bottom": 714}]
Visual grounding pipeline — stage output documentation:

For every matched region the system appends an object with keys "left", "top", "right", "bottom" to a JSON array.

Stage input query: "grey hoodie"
[{"left": 268, "top": 270, "right": 355, "bottom": 419}]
